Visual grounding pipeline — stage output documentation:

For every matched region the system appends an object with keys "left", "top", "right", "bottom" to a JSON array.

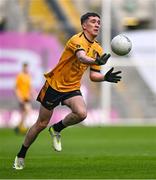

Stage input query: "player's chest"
[
  {"left": 20, "top": 75, "right": 31, "bottom": 85},
  {"left": 86, "top": 46, "right": 99, "bottom": 59}
]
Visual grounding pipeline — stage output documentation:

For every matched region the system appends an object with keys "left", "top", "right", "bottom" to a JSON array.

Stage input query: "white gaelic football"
[{"left": 111, "top": 34, "right": 132, "bottom": 56}]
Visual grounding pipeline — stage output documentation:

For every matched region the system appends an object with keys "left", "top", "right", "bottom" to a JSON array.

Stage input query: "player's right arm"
[
  {"left": 67, "top": 34, "right": 110, "bottom": 66},
  {"left": 15, "top": 89, "right": 23, "bottom": 103},
  {"left": 76, "top": 50, "right": 96, "bottom": 65},
  {"left": 15, "top": 75, "right": 24, "bottom": 103},
  {"left": 76, "top": 50, "right": 111, "bottom": 65}
]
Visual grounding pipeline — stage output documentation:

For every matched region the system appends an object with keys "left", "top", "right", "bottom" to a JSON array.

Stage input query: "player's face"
[
  {"left": 83, "top": 16, "right": 101, "bottom": 37},
  {"left": 23, "top": 65, "right": 29, "bottom": 73}
]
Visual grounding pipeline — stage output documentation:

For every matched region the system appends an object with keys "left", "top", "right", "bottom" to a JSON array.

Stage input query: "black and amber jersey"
[
  {"left": 15, "top": 72, "right": 32, "bottom": 101},
  {"left": 44, "top": 32, "right": 103, "bottom": 92}
]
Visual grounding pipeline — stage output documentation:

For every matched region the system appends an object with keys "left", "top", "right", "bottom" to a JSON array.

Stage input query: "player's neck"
[
  {"left": 23, "top": 70, "right": 29, "bottom": 74},
  {"left": 83, "top": 32, "right": 95, "bottom": 43}
]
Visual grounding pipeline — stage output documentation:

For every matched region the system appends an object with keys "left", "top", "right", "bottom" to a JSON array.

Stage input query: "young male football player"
[
  {"left": 14, "top": 63, "right": 33, "bottom": 134},
  {"left": 13, "top": 12, "right": 122, "bottom": 170}
]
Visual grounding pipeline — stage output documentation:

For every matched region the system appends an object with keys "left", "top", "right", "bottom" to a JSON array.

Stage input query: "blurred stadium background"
[{"left": 0, "top": 0, "right": 156, "bottom": 128}]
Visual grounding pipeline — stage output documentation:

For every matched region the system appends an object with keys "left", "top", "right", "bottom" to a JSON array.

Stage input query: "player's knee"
[{"left": 77, "top": 110, "right": 87, "bottom": 121}]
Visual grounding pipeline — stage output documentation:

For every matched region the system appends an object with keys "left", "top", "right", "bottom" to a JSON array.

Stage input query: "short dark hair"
[
  {"left": 81, "top": 12, "right": 100, "bottom": 25},
  {"left": 23, "top": 62, "right": 28, "bottom": 67}
]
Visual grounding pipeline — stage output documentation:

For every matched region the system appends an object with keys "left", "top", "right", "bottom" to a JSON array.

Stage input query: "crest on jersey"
[{"left": 76, "top": 44, "right": 81, "bottom": 49}]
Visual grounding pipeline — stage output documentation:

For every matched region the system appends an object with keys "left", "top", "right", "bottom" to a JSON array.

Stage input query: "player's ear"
[{"left": 82, "top": 23, "right": 87, "bottom": 30}]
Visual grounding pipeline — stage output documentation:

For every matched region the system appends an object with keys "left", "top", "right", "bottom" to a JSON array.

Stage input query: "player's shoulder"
[
  {"left": 66, "top": 32, "right": 83, "bottom": 47},
  {"left": 16, "top": 72, "right": 22, "bottom": 78},
  {"left": 94, "top": 39, "right": 102, "bottom": 47},
  {"left": 69, "top": 32, "right": 84, "bottom": 42}
]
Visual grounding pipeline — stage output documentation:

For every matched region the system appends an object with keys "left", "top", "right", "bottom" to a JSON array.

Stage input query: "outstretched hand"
[
  {"left": 95, "top": 53, "right": 111, "bottom": 65},
  {"left": 104, "top": 67, "right": 122, "bottom": 83}
]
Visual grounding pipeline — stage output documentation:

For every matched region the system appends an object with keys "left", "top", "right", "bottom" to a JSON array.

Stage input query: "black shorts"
[{"left": 37, "top": 81, "right": 82, "bottom": 110}]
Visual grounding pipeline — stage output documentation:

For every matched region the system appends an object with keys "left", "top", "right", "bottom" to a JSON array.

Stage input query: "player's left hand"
[
  {"left": 104, "top": 67, "right": 122, "bottom": 83},
  {"left": 95, "top": 53, "right": 111, "bottom": 65}
]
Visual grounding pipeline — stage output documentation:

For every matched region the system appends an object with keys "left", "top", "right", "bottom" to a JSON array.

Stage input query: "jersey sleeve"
[
  {"left": 67, "top": 36, "right": 85, "bottom": 54},
  {"left": 15, "top": 74, "right": 20, "bottom": 89},
  {"left": 90, "top": 64, "right": 101, "bottom": 72}
]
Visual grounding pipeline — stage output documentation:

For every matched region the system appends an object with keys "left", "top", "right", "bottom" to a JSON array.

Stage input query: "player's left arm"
[{"left": 90, "top": 67, "right": 122, "bottom": 83}]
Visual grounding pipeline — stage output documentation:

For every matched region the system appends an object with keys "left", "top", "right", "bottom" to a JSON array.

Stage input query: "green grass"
[{"left": 1, "top": 126, "right": 156, "bottom": 179}]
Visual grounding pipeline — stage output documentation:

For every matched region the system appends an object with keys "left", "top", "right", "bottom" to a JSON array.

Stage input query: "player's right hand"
[{"left": 95, "top": 53, "right": 111, "bottom": 65}]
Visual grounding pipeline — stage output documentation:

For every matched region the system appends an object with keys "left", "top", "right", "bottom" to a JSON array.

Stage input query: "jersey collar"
[{"left": 83, "top": 32, "right": 95, "bottom": 44}]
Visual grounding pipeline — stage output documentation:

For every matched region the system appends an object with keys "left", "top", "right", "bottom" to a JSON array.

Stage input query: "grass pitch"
[{"left": 1, "top": 126, "right": 156, "bottom": 179}]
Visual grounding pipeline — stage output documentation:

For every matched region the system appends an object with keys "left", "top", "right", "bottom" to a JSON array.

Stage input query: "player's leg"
[
  {"left": 17, "top": 102, "right": 31, "bottom": 134},
  {"left": 14, "top": 102, "right": 26, "bottom": 134},
  {"left": 61, "top": 95, "right": 87, "bottom": 126},
  {"left": 23, "top": 105, "right": 53, "bottom": 147},
  {"left": 49, "top": 95, "right": 87, "bottom": 151},
  {"left": 13, "top": 105, "right": 53, "bottom": 170}
]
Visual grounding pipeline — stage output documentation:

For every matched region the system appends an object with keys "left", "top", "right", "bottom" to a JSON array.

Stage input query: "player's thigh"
[
  {"left": 37, "top": 104, "right": 53, "bottom": 124},
  {"left": 63, "top": 95, "right": 87, "bottom": 114}
]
